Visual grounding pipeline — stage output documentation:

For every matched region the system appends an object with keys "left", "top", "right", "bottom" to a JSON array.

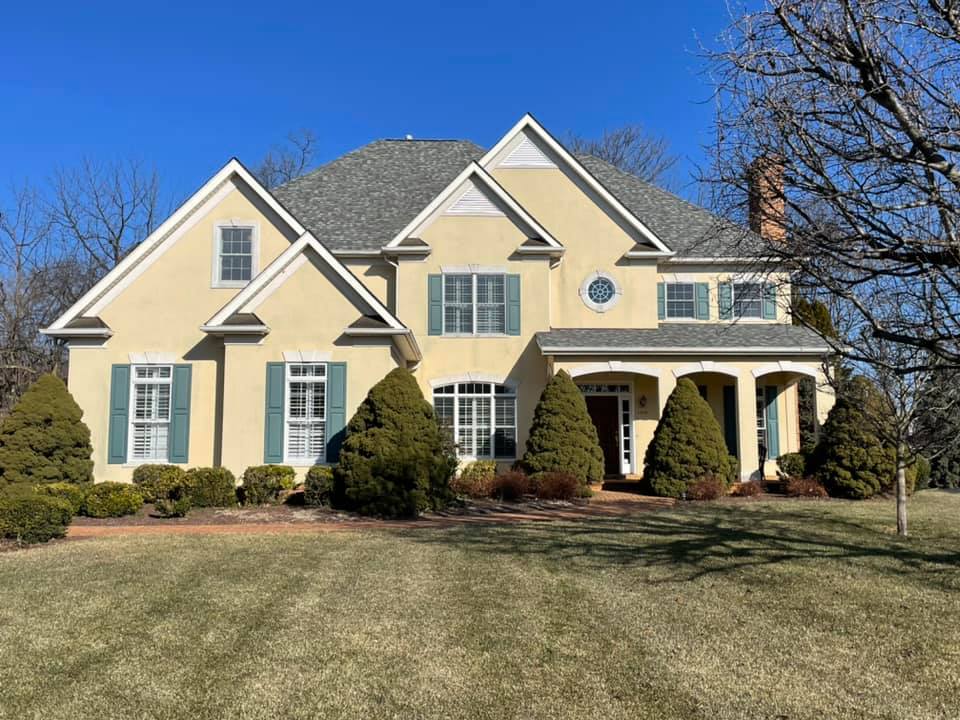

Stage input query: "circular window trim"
[{"left": 579, "top": 271, "right": 622, "bottom": 313}]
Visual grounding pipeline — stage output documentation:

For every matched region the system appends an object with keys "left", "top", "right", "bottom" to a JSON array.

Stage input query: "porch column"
[
  {"left": 736, "top": 373, "right": 760, "bottom": 481},
  {"left": 658, "top": 372, "right": 676, "bottom": 415}
]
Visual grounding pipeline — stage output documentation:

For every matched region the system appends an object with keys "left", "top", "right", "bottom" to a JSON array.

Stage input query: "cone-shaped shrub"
[
  {"left": 0, "top": 374, "right": 93, "bottom": 485},
  {"left": 642, "top": 378, "right": 736, "bottom": 498},
  {"left": 810, "top": 378, "right": 895, "bottom": 499},
  {"left": 520, "top": 370, "right": 604, "bottom": 486},
  {"left": 334, "top": 368, "right": 457, "bottom": 518}
]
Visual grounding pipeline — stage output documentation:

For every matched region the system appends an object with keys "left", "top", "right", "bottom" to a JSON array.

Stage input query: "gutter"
[
  {"left": 199, "top": 324, "right": 269, "bottom": 335},
  {"left": 40, "top": 327, "right": 114, "bottom": 338},
  {"left": 538, "top": 345, "right": 832, "bottom": 357}
]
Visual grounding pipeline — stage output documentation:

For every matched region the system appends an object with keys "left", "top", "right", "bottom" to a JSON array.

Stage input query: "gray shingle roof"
[
  {"left": 537, "top": 324, "right": 829, "bottom": 354},
  {"left": 274, "top": 140, "right": 483, "bottom": 252},
  {"left": 274, "top": 138, "right": 764, "bottom": 257}
]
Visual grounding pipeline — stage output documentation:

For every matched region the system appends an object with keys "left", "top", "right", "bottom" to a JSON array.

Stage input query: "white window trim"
[
  {"left": 433, "top": 383, "right": 517, "bottom": 460},
  {"left": 212, "top": 220, "right": 260, "bottom": 289},
  {"left": 441, "top": 272, "right": 508, "bottom": 336},
  {"left": 127, "top": 364, "right": 173, "bottom": 465},
  {"left": 579, "top": 271, "right": 622, "bottom": 313},
  {"left": 663, "top": 281, "right": 697, "bottom": 320},
  {"left": 284, "top": 362, "right": 327, "bottom": 466}
]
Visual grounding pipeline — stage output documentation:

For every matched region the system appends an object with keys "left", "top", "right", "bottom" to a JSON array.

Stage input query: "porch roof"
[{"left": 537, "top": 324, "right": 831, "bottom": 356}]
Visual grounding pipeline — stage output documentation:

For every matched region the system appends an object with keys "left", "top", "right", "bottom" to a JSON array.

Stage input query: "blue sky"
[{"left": 1, "top": 1, "right": 745, "bottom": 204}]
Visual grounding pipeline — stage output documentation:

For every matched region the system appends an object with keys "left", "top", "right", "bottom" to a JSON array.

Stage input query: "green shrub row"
[{"left": 0, "top": 485, "right": 73, "bottom": 544}]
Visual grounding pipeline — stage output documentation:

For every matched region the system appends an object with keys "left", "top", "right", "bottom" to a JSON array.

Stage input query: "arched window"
[{"left": 433, "top": 382, "right": 516, "bottom": 459}]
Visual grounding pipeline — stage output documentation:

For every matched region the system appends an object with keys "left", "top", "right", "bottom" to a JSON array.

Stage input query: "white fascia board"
[
  {"left": 332, "top": 249, "right": 384, "bottom": 258},
  {"left": 538, "top": 346, "right": 832, "bottom": 356},
  {"left": 383, "top": 162, "right": 563, "bottom": 250},
  {"left": 380, "top": 245, "right": 432, "bottom": 256},
  {"left": 479, "top": 114, "right": 675, "bottom": 256},
  {"left": 39, "top": 327, "right": 114, "bottom": 338},
  {"left": 206, "top": 232, "right": 406, "bottom": 332},
  {"left": 659, "top": 256, "right": 784, "bottom": 265},
  {"left": 199, "top": 324, "right": 270, "bottom": 335},
  {"left": 516, "top": 245, "right": 565, "bottom": 256},
  {"left": 45, "top": 157, "right": 307, "bottom": 332},
  {"left": 624, "top": 250, "right": 675, "bottom": 259}
]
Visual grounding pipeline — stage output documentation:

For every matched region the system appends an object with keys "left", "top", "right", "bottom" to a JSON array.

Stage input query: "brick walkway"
[{"left": 67, "top": 490, "right": 674, "bottom": 539}]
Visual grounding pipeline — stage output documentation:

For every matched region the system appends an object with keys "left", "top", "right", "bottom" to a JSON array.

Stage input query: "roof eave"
[
  {"left": 539, "top": 345, "right": 832, "bottom": 357},
  {"left": 39, "top": 327, "right": 114, "bottom": 339},
  {"left": 199, "top": 324, "right": 270, "bottom": 336}
]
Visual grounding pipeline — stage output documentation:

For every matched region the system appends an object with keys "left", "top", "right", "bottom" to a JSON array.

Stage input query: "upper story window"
[
  {"left": 580, "top": 271, "right": 621, "bottom": 313},
  {"left": 665, "top": 283, "right": 696, "bottom": 319},
  {"left": 443, "top": 273, "right": 506, "bottom": 335},
  {"left": 214, "top": 223, "right": 258, "bottom": 288},
  {"left": 433, "top": 382, "right": 517, "bottom": 459},
  {"left": 732, "top": 283, "right": 763, "bottom": 319},
  {"left": 286, "top": 363, "right": 326, "bottom": 465},
  {"left": 129, "top": 365, "right": 172, "bottom": 462}
]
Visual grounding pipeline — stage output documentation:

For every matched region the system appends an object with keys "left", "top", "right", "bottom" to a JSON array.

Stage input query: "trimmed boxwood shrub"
[
  {"left": 132, "top": 464, "right": 186, "bottom": 503},
  {"left": 0, "top": 485, "right": 73, "bottom": 544},
  {"left": 643, "top": 379, "right": 736, "bottom": 498},
  {"left": 154, "top": 482, "right": 192, "bottom": 518},
  {"left": 184, "top": 467, "right": 236, "bottom": 507},
  {"left": 241, "top": 465, "right": 295, "bottom": 505},
  {"left": 776, "top": 452, "right": 808, "bottom": 481},
  {"left": 451, "top": 460, "right": 497, "bottom": 498},
  {"left": 304, "top": 466, "right": 334, "bottom": 507},
  {"left": 83, "top": 482, "right": 143, "bottom": 518},
  {"left": 0, "top": 374, "right": 93, "bottom": 485},
  {"left": 531, "top": 471, "right": 579, "bottom": 500},
  {"left": 35, "top": 481, "right": 87, "bottom": 515},
  {"left": 334, "top": 368, "right": 457, "bottom": 518},
  {"left": 810, "top": 379, "right": 895, "bottom": 499},
  {"left": 520, "top": 371, "right": 603, "bottom": 487}
]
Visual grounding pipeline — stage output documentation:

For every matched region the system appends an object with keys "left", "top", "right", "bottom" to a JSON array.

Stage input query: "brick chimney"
[{"left": 748, "top": 156, "right": 786, "bottom": 244}]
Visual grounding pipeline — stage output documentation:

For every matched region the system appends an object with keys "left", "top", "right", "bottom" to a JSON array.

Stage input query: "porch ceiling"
[{"left": 537, "top": 324, "right": 831, "bottom": 356}]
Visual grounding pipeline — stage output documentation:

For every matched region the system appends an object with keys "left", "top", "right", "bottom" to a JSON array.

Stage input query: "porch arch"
[
  {"left": 566, "top": 361, "right": 661, "bottom": 379},
  {"left": 673, "top": 361, "right": 740, "bottom": 379},
  {"left": 751, "top": 361, "right": 818, "bottom": 380}
]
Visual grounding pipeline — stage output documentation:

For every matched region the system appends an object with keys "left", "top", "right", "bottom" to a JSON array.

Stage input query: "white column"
[{"left": 736, "top": 373, "right": 760, "bottom": 481}]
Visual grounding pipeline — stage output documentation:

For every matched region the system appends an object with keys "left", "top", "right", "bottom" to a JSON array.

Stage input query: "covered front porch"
[{"left": 537, "top": 326, "right": 834, "bottom": 482}]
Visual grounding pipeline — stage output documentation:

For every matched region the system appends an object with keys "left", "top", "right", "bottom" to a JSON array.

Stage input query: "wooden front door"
[{"left": 585, "top": 395, "right": 621, "bottom": 477}]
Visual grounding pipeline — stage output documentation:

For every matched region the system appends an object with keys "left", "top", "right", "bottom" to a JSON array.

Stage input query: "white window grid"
[
  {"left": 442, "top": 273, "right": 507, "bottom": 335},
  {"left": 285, "top": 363, "right": 326, "bottom": 465},
  {"left": 665, "top": 283, "right": 696, "bottom": 319},
  {"left": 733, "top": 283, "right": 763, "bottom": 319},
  {"left": 433, "top": 382, "right": 516, "bottom": 459},
  {"left": 129, "top": 365, "right": 172, "bottom": 462}
]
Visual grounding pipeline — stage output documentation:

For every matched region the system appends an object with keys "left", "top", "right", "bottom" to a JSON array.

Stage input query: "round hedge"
[
  {"left": 0, "top": 485, "right": 73, "bottom": 544},
  {"left": 35, "top": 482, "right": 88, "bottom": 515},
  {"left": 184, "top": 467, "right": 236, "bottom": 507},
  {"left": 132, "top": 464, "right": 186, "bottom": 503},
  {"left": 643, "top": 378, "right": 736, "bottom": 498},
  {"left": 83, "top": 482, "right": 143, "bottom": 518},
  {"left": 240, "top": 465, "right": 295, "bottom": 505},
  {"left": 304, "top": 466, "right": 334, "bottom": 507}
]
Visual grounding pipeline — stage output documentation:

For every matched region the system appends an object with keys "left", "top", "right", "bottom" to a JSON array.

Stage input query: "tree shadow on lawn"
[{"left": 399, "top": 503, "right": 960, "bottom": 590}]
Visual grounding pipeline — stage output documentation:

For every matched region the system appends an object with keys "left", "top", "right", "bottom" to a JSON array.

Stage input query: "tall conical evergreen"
[
  {"left": 334, "top": 368, "right": 457, "bottom": 517},
  {"left": 643, "top": 378, "right": 735, "bottom": 498},
  {"left": 811, "top": 377, "right": 895, "bottom": 499},
  {"left": 0, "top": 374, "right": 93, "bottom": 485},
  {"left": 521, "top": 370, "right": 604, "bottom": 486}
]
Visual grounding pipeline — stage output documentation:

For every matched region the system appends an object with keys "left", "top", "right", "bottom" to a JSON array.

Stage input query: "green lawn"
[{"left": 1, "top": 493, "right": 959, "bottom": 720}]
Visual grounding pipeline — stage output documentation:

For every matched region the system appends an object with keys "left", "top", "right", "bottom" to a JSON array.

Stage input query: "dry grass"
[{"left": 0, "top": 492, "right": 958, "bottom": 719}]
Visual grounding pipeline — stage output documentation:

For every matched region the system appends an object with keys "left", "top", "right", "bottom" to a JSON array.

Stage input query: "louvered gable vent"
[
  {"left": 499, "top": 135, "right": 557, "bottom": 168},
  {"left": 445, "top": 182, "right": 505, "bottom": 216}
]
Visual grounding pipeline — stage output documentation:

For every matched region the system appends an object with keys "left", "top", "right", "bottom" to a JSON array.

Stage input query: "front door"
[{"left": 585, "top": 395, "right": 621, "bottom": 477}]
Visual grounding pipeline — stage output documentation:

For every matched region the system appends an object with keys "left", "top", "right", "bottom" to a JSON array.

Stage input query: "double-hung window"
[
  {"left": 285, "top": 363, "right": 326, "bottom": 464},
  {"left": 443, "top": 273, "right": 506, "bottom": 335},
  {"left": 129, "top": 365, "right": 172, "bottom": 461},
  {"left": 433, "top": 382, "right": 516, "bottom": 459},
  {"left": 215, "top": 225, "right": 256, "bottom": 287},
  {"left": 733, "top": 283, "right": 763, "bottom": 319},
  {"left": 665, "top": 283, "right": 696, "bottom": 319}
]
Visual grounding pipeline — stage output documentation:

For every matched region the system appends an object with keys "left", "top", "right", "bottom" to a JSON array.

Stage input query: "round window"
[
  {"left": 587, "top": 277, "right": 616, "bottom": 305},
  {"left": 580, "top": 272, "right": 621, "bottom": 312}
]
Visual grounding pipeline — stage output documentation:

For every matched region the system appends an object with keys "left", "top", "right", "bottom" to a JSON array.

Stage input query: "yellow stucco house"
[{"left": 43, "top": 114, "right": 832, "bottom": 484}]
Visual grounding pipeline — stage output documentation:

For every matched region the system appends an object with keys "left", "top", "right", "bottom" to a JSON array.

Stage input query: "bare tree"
[
  {"left": 253, "top": 129, "right": 318, "bottom": 190},
  {"left": 50, "top": 159, "right": 161, "bottom": 274},
  {"left": 567, "top": 125, "right": 678, "bottom": 188},
  {"left": 703, "top": 0, "right": 960, "bottom": 366}
]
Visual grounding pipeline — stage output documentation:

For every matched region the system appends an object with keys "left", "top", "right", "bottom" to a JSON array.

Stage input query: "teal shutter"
[
  {"left": 722, "top": 385, "right": 738, "bottom": 458},
  {"left": 657, "top": 283, "right": 665, "bottom": 320},
  {"left": 428, "top": 274, "right": 443, "bottom": 335},
  {"left": 506, "top": 274, "right": 521, "bottom": 336},
  {"left": 695, "top": 283, "right": 710, "bottom": 320},
  {"left": 718, "top": 282, "right": 733, "bottom": 320},
  {"left": 765, "top": 385, "right": 780, "bottom": 458},
  {"left": 168, "top": 365, "right": 192, "bottom": 464},
  {"left": 264, "top": 363, "right": 285, "bottom": 464},
  {"left": 107, "top": 365, "right": 130, "bottom": 464},
  {"left": 763, "top": 283, "right": 777, "bottom": 320},
  {"left": 326, "top": 362, "right": 347, "bottom": 463}
]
